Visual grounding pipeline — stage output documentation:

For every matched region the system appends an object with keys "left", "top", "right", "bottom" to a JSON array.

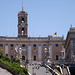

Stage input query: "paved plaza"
[
  {"left": 0, "top": 67, "right": 12, "bottom": 75},
  {"left": 28, "top": 64, "right": 52, "bottom": 75}
]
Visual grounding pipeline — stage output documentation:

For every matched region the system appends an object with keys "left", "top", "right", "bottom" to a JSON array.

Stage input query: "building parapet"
[
  {"left": 48, "top": 35, "right": 64, "bottom": 40},
  {"left": 70, "top": 25, "right": 75, "bottom": 32},
  {"left": 0, "top": 36, "right": 64, "bottom": 41}
]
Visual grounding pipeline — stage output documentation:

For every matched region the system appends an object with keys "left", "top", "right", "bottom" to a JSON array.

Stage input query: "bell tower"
[{"left": 17, "top": 9, "right": 28, "bottom": 38}]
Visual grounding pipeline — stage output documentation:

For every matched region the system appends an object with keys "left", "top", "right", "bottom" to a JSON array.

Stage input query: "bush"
[
  {"left": 15, "top": 58, "right": 20, "bottom": 63},
  {"left": 0, "top": 53, "right": 28, "bottom": 75},
  {"left": 6, "top": 54, "right": 8, "bottom": 56},
  {"left": 2, "top": 55, "right": 10, "bottom": 62},
  {"left": 0, "top": 59, "right": 28, "bottom": 75},
  {"left": 11, "top": 58, "right": 20, "bottom": 64},
  {"left": 21, "top": 67, "right": 28, "bottom": 75}
]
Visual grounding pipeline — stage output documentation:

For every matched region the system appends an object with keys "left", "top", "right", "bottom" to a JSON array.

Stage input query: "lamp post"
[{"left": 32, "top": 67, "right": 34, "bottom": 75}]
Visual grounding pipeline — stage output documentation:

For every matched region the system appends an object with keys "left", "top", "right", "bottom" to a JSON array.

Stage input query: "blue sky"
[{"left": 0, "top": 0, "right": 75, "bottom": 39}]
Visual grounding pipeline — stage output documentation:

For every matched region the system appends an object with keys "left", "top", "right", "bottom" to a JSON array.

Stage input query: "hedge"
[{"left": 0, "top": 59, "right": 28, "bottom": 75}]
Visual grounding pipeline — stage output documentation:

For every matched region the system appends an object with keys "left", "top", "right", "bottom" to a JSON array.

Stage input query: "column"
[
  {"left": 5, "top": 45, "right": 8, "bottom": 55},
  {"left": 38, "top": 44, "right": 41, "bottom": 61},
  {"left": 28, "top": 44, "right": 31, "bottom": 61},
  {"left": 49, "top": 45, "right": 52, "bottom": 59}
]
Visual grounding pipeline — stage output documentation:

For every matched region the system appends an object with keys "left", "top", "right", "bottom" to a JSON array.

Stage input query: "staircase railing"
[{"left": 66, "top": 66, "right": 71, "bottom": 75}]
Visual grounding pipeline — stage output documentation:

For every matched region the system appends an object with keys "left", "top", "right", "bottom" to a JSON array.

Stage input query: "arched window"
[
  {"left": 21, "top": 18, "right": 24, "bottom": 23},
  {"left": 21, "top": 28, "right": 24, "bottom": 36},
  {"left": 22, "top": 28, "right": 24, "bottom": 31}
]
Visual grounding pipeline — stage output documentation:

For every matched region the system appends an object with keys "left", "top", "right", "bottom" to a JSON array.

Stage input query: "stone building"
[
  {"left": 65, "top": 26, "right": 75, "bottom": 63},
  {"left": 0, "top": 9, "right": 65, "bottom": 63}
]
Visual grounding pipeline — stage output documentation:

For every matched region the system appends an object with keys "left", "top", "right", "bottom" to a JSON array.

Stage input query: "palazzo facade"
[{"left": 0, "top": 9, "right": 65, "bottom": 62}]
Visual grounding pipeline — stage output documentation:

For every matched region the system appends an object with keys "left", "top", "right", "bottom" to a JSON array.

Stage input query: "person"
[
  {"left": 46, "top": 68, "right": 48, "bottom": 73},
  {"left": 24, "top": 62, "right": 26, "bottom": 68},
  {"left": 26, "top": 64, "right": 28, "bottom": 69}
]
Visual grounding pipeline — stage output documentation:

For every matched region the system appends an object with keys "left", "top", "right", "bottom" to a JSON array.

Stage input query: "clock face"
[{"left": 21, "top": 22, "right": 25, "bottom": 27}]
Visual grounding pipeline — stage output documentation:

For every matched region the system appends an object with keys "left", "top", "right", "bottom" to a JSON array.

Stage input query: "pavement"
[
  {"left": 28, "top": 64, "right": 52, "bottom": 75},
  {"left": 0, "top": 67, "right": 12, "bottom": 75}
]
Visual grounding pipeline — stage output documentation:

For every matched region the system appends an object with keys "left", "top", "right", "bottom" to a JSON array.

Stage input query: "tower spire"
[{"left": 22, "top": 0, "right": 23, "bottom": 11}]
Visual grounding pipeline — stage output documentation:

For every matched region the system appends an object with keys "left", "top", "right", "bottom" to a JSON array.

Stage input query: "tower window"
[
  {"left": 22, "top": 28, "right": 24, "bottom": 31},
  {"left": 21, "top": 18, "right": 24, "bottom": 23},
  {"left": 21, "top": 28, "right": 24, "bottom": 36}
]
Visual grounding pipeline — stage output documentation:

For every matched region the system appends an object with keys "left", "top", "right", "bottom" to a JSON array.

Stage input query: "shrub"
[
  {"left": 0, "top": 55, "right": 28, "bottom": 75},
  {"left": 21, "top": 67, "right": 28, "bottom": 75},
  {"left": 6, "top": 54, "right": 8, "bottom": 56},
  {"left": 11, "top": 58, "right": 20, "bottom": 64},
  {"left": 15, "top": 58, "right": 20, "bottom": 63},
  {"left": 2, "top": 56, "right": 10, "bottom": 62}
]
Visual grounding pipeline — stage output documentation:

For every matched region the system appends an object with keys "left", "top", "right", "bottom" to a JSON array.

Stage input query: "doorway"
[{"left": 22, "top": 56, "right": 25, "bottom": 60}]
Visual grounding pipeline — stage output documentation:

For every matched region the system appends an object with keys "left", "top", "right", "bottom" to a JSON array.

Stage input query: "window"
[
  {"left": 22, "top": 28, "right": 24, "bottom": 31},
  {"left": 21, "top": 18, "right": 24, "bottom": 23},
  {"left": 22, "top": 56, "right": 25, "bottom": 60},
  {"left": 43, "top": 44, "right": 46, "bottom": 47},
  {"left": 56, "top": 55, "right": 59, "bottom": 60},
  {"left": 34, "top": 56, "right": 36, "bottom": 61},
  {"left": 33, "top": 44, "right": 36, "bottom": 47},
  {"left": 10, "top": 44, "right": 14, "bottom": 47},
  {"left": 11, "top": 56, "right": 13, "bottom": 59},
  {"left": 21, "top": 28, "right": 24, "bottom": 36},
  {"left": 6, "top": 54, "right": 8, "bottom": 56},
  {"left": 22, "top": 44, "right": 25, "bottom": 47},
  {"left": 0, "top": 44, "right": 3, "bottom": 47},
  {"left": 55, "top": 44, "right": 59, "bottom": 47}
]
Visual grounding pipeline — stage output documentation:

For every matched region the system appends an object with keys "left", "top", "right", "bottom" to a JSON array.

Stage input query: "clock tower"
[{"left": 17, "top": 10, "right": 28, "bottom": 38}]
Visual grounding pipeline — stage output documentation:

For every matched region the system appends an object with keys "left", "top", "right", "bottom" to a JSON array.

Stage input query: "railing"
[
  {"left": 66, "top": 66, "right": 71, "bottom": 75},
  {"left": 52, "top": 61, "right": 75, "bottom": 65},
  {"left": 45, "top": 64, "right": 59, "bottom": 75},
  {"left": 0, "top": 36, "right": 64, "bottom": 41},
  {"left": 58, "top": 66, "right": 63, "bottom": 75}
]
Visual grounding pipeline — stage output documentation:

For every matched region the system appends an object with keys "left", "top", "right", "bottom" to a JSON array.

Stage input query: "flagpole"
[{"left": 56, "top": 32, "right": 57, "bottom": 37}]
